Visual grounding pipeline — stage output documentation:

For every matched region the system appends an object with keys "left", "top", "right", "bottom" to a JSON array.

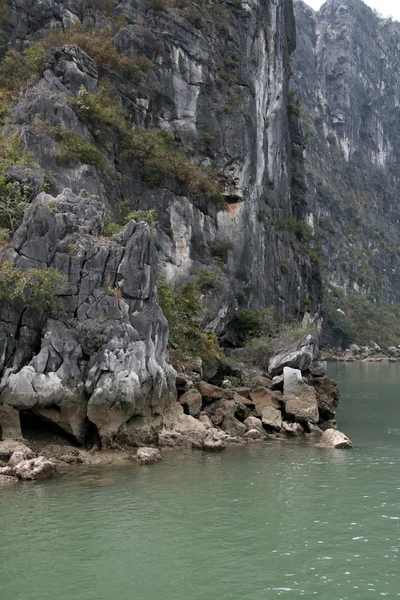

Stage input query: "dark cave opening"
[{"left": 20, "top": 409, "right": 79, "bottom": 446}]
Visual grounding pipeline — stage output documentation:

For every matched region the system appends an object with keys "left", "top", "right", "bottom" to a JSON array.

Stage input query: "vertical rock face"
[
  {"left": 0, "top": 190, "right": 176, "bottom": 443},
  {"left": 2, "top": 0, "right": 320, "bottom": 328},
  {"left": 292, "top": 0, "right": 400, "bottom": 306},
  {"left": 0, "top": 0, "right": 320, "bottom": 441}
]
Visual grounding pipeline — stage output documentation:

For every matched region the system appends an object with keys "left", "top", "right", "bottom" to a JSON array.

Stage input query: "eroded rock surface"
[{"left": 0, "top": 190, "right": 176, "bottom": 445}]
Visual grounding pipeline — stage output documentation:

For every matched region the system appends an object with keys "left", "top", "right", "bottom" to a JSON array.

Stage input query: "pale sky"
[{"left": 303, "top": 0, "right": 400, "bottom": 21}]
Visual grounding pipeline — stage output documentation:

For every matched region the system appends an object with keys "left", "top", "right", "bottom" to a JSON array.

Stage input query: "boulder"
[
  {"left": 13, "top": 456, "right": 57, "bottom": 480},
  {"left": 0, "top": 474, "right": 19, "bottom": 486},
  {"left": 284, "top": 388, "right": 319, "bottom": 423},
  {"left": 158, "top": 430, "right": 183, "bottom": 447},
  {"left": 198, "top": 413, "right": 213, "bottom": 429},
  {"left": 244, "top": 428, "right": 264, "bottom": 441},
  {"left": 203, "top": 431, "right": 226, "bottom": 452},
  {"left": 349, "top": 344, "right": 361, "bottom": 354},
  {"left": 178, "top": 389, "right": 203, "bottom": 417},
  {"left": 249, "top": 387, "right": 281, "bottom": 410},
  {"left": 282, "top": 421, "right": 304, "bottom": 436},
  {"left": 0, "top": 466, "right": 14, "bottom": 476},
  {"left": 317, "top": 429, "right": 353, "bottom": 449},
  {"left": 307, "top": 423, "right": 323, "bottom": 436},
  {"left": 9, "top": 448, "right": 36, "bottom": 468},
  {"left": 204, "top": 399, "right": 248, "bottom": 427},
  {"left": 309, "top": 361, "right": 327, "bottom": 377},
  {"left": 310, "top": 377, "right": 340, "bottom": 420},
  {"left": 260, "top": 406, "right": 283, "bottom": 431},
  {"left": 196, "top": 381, "right": 226, "bottom": 400},
  {"left": 268, "top": 334, "right": 318, "bottom": 377},
  {"left": 136, "top": 447, "right": 162, "bottom": 464},
  {"left": 234, "top": 387, "right": 252, "bottom": 398},
  {"left": 243, "top": 416, "right": 264, "bottom": 433},
  {"left": 221, "top": 414, "right": 247, "bottom": 437},
  {"left": 0, "top": 440, "right": 34, "bottom": 461},
  {"left": 283, "top": 367, "right": 304, "bottom": 396}
]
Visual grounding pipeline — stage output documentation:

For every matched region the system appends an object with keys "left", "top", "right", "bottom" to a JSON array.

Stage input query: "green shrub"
[
  {"left": 210, "top": 240, "right": 234, "bottom": 263},
  {"left": 195, "top": 267, "right": 221, "bottom": 292},
  {"left": 103, "top": 201, "right": 156, "bottom": 236},
  {"left": 0, "top": 178, "right": 29, "bottom": 234},
  {"left": 288, "top": 90, "right": 301, "bottom": 117},
  {"left": 124, "top": 128, "right": 222, "bottom": 200},
  {"left": 128, "top": 209, "right": 156, "bottom": 228},
  {"left": 158, "top": 279, "right": 223, "bottom": 367},
  {"left": 233, "top": 307, "right": 278, "bottom": 343},
  {"left": 326, "top": 133, "right": 336, "bottom": 146},
  {"left": 202, "top": 133, "right": 215, "bottom": 145},
  {"left": 0, "top": 42, "right": 46, "bottom": 101},
  {"left": 0, "top": 228, "right": 10, "bottom": 243},
  {"left": 0, "top": 261, "right": 67, "bottom": 311},
  {"left": 41, "top": 25, "right": 150, "bottom": 84},
  {"left": 280, "top": 263, "right": 289, "bottom": 274},
  {"left": 257, "top": 209, "right": 266, "bottom": 222},
  {"left": 322, "top": 288, "right": 400, "bottom": 348},
  {"left": 280, "top": 217, "right": 314, "bottom": 243},
  {"left": 67, "top": 83, "right": 128, "bottom": 146}
]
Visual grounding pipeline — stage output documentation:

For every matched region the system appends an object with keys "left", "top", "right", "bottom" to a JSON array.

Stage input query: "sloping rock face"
[
  {"left": 0, "top": 190, "right": 176, "bottom": 443},
  {"left": 292, "top": 0, "right": 400, "bottom": 344},
  {"left": 1, "top": 0, "right": 321, "bottom": 332}
]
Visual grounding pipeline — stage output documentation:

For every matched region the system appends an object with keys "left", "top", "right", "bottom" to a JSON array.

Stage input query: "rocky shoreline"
[
  {"left": 322, "top": 343, "right": 400, "bottom": 363},
  {"left": 0, "top": 335, "right": 354, "bottom": 486}
]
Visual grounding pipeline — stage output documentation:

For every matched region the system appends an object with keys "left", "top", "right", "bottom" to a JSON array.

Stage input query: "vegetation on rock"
[
  {"left": 158, "top": 279, "right": 223, "bottom": 368},
  {"left": 0, "top": 261, "right": 67, "bottom": 311}
]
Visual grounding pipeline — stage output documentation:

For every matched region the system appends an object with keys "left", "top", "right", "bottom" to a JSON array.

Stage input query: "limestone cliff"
[
  {"left": 0, "top": 0, "right": 320, "bottom": 442},
  {"left": 292, "top": 0, "right": 400, "bottom": 345}
]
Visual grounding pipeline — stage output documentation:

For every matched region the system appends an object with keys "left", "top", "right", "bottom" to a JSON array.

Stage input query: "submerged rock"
[
  {"left": 13, "top": 457, "right": 57, "bottom": 480},
  {"left": 136, "top": 447, "right": 162, "bottom": 464},
  {"left": 0, "top": 474, "right": 19, "bottom": 486},
  {"left": 317, "top": 429, "right": 353, "bottom": 449}
]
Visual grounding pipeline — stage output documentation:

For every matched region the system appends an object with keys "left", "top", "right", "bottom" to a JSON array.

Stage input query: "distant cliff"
[{"left": 292, "top": 0, "right": 400, "bottom": 346}]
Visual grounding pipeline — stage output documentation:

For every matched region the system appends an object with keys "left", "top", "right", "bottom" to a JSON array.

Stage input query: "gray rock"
[
  {"left": 178, "top": 389, "right": 203, "bottom": 417},
  {"left": 243, "top": 415, "right": 264, "bottom": 433},
  {"left": 284, "top": 388, "right": 319, "bottom": 424},
  {"left": 0, "top": 440, "right": 33, "bottom": 461},
  {"left": 244, "top": 428, "right": 264, "bottom": 441},
  {"left": 8, "top": 448, "right": 36, "bottom": 468},
  {"left": 136, "top": 447, "right": 162, "bottom": 464},
  {"left": 220, "top": 414, "right": 247, "bottom": 438},
  {"left": 282, "top": 421, "right": 304, "bottom": 436},
  {"left": 283, "top": 367, "right": 304, "bottom": 396},
  {"left": 249, "top": 387, "right": 281, "bottom": 410},
  {"left": 268, "top": 335, "right": 318, "bottom": 377},
  {"left": 203, "top": 431, "right": 226, "bottom": 452},
  {"left": 309, "top": 361, "right": 327, "bottom": 378},
  {"left": 317, "top": 429, "right": 353, "bottom": 449},
  {"left": 260, "top": 406, "right": 283, "bottom": 431},
  {"left": 13, "top": 457, "right": 57, "bottom": 480}
]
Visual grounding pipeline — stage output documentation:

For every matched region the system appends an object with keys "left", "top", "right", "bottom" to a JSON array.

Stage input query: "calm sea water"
[{"left": 1, "top": 363, "right": 400, "bottom": 600}]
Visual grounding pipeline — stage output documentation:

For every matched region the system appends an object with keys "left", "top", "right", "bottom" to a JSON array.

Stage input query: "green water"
[{"left": 1, "top": 363, "right": 400, "bottom": 600}]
